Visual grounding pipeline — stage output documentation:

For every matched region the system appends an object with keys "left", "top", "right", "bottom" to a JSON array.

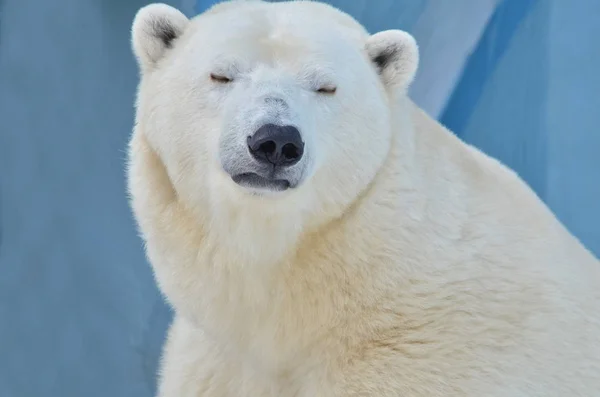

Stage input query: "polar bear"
[{"left": 127, "top": 1, "right": 600, "bottom": 396}]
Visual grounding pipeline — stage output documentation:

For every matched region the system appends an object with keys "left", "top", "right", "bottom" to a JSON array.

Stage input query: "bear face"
[{"left": 131, "top": 1, "right": 418, "bottom": 265}]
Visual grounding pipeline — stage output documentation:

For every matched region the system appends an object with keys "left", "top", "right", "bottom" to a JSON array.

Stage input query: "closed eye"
[
  {"left": 210, "top": 73, "right": 232, "bottom": 83},
  {"left": 316, "top": 85, "right": 337, "bottom": 94}
]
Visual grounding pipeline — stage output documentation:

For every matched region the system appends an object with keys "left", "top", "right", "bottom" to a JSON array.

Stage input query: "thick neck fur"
[{"left": 128, "top": 97, "right": 478, "bottom": 372}]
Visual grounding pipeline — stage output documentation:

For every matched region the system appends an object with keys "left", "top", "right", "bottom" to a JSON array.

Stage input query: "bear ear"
[
  {"left": 365, "top": 30, "right": 419, "bottom": 89},
  {"left": 131, "top": 3, "right": 189, "bottom": 72}
]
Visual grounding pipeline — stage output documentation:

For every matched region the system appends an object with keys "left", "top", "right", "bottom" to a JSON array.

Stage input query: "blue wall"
[
  {"left": 442, "top": 0, "right": 600, "bottom": 255},
  {"left": 0, "top": 0, "right": 180, "bottom": 396}
]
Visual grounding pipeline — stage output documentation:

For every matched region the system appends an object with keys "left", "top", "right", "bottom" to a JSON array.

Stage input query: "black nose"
[{"left": 247, "top": 124, "right": 304, "bottom": 167}]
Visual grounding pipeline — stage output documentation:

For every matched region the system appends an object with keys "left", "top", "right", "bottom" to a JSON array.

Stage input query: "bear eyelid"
[
  {"left": 210, "top": 73, "right": 232, "bottom": 83},
  {"left": 316, "top": 85, "right": 337, "bottom": 94}
]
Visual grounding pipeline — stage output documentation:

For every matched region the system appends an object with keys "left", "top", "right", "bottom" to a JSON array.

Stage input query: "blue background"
[{"left": 0, "top": 0, "right": 597, "bottom": 396}]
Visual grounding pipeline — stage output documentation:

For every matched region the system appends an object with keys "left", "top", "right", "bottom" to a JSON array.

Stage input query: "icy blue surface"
[
  {"left": 0, "top": 0, "right": 177, "bottom": 396},
  {"left": 442, "top": 0, "right": 600, "bottom": 255}
]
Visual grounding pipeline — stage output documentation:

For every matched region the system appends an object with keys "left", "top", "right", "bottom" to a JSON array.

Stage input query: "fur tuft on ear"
[
  {"left": 366, "top": 30, "right": 419, "bottom": 89},
  {"left": 131, "top": 3, "right": 189, "bottom": 72}
]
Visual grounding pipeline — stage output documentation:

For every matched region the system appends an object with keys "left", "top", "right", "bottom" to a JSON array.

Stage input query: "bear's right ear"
[
  {"left": 131, "top": 3, "right": 189, "bottom": 72},
  {"left": 365, "top": 30, "right": 419, "bottom": 89}
]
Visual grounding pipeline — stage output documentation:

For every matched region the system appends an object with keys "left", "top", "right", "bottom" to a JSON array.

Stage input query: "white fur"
[{"left": 128, "top": 1, "right": 600, "bottom": 396}]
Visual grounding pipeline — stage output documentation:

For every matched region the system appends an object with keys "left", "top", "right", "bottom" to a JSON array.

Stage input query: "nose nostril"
[
  {"left": 258, "top": 140, "right": 277, "bottom": 156},
  {"left": 282, "top": 143, "right": 300, "bottom": 160}
]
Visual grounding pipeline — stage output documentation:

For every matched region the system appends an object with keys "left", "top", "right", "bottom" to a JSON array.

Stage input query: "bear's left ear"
[
  {"left": 365, "top": 30, "right": 419, "bottom": 89},
  {"left": 131, "top": 3, "right": 189, "bottom": 72}
]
